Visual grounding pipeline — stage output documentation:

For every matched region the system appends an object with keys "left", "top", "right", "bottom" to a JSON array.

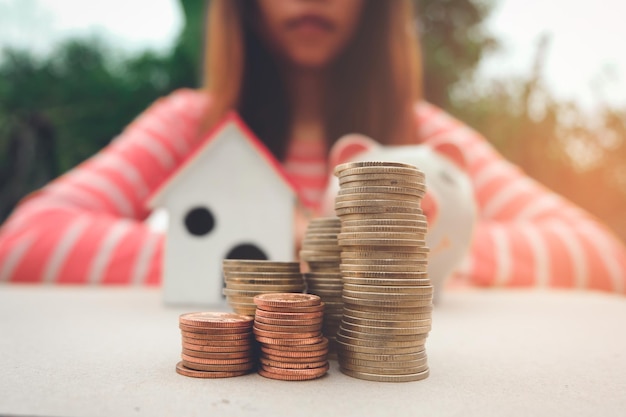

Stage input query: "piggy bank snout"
[{"left": 421, "top": 191, "right": 439, "bottom": 228}]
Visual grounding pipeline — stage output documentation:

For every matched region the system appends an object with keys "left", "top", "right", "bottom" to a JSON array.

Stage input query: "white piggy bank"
[{"left": 321, "top": 135, "right": 478, "bottom": 301}]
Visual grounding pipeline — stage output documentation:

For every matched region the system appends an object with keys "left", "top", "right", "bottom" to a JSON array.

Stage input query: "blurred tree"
[{"left": 415, "top": 0, "right": 498, "bottom": 108}]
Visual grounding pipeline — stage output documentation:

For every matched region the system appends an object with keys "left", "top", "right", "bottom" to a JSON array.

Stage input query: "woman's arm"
[
  {"left": 417, "top": 102, "right": 626, "bottom": 293},
  {"left": 0, "top": 89, "right": 210, "bottom": 285}
]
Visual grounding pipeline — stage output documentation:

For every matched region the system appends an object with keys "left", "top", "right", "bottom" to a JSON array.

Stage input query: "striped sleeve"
[
  {"left": 416, "top": 102, "right": 626, "bottom": 293},
  {"left": 0, "top": 89, "right": 210, "bottom": 285}
]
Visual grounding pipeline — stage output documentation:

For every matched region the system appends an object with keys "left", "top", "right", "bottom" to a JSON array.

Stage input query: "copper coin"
[
  {"left": 181, "top": 336, "right": 254, "bottom": 346},
  {"left": 254, "top": 315, "right": 323, "bottom": 326},
  {"left": 181, "top": 353, "right": 252, "bottom": 365},
  {"left": 256, "top": 335, "right": 324, "bottom": 346},
  {"left": 181, "top": 330, "right": 253, "bottom": 340},
  {"left": 260, "top": 358, "right": 328, "bottom": 370},
  {"left": 175, "top": 362, "right": 250, "bottom": 379},
  {"left": 261, "top": 351, "right": 328, "bottom": 362},
  {"left": 253, "top": 322, "right": 322, "bottom": 333},
  {"left": 181, "top": 348, "right": 253, "bottom": 359},
  {"left": 183, "top": 340, "right": 254, "bottom": 353},
  {"left": 178, "top": 323, "right": 250, "bottom": 334},
  {"left": 181, "top": 360, "right": 256, "bottom": 372},
  {"left": 179, "top": 312, "right": 253, "bottom": 328},
  {"left": 254, "top": 293, "right": 321, "bottom": 308},
  {"left": 253, "top": 327, "right": 322, "bottom": 339},
  {"left": 263, "top": 337, "right": 329, "bottom": 352},
  {"left": 255, "top": 309, "right": 324, "bottom": 319},
  {"left": 258, "top": 368, "right": 327, "bottom": 381},
  {"left": 260, "top": 363, "right": 330, "bottom": 377}
]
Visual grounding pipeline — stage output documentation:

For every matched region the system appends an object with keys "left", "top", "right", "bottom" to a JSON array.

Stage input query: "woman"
[{"left": 0, "top": 0, "right": 624, "bottom": 291}]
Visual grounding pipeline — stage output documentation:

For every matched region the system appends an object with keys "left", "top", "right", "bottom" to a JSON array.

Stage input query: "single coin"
[
  {"left": 182, "top": 341, "right": 254, "bottom": 352},
  {"left": 338, "top": 231, "right": 426, "bottom": 241},
  {"left": 342, "top": 218, "right": 428, "bottom": 228},
  {"left": 340, "top": 350, "right": 425, "bottom": 362},
  {"left": 225, "top": 283, "right": 307, "bottom": 292},
  {"left": 342, "top": 315, "right": 432, "bottom": 328},
  {"left": 340, "top": 362, "right": 429, "bottom": 376},
  {"left": 342, "top": 306, "right": 432, "bottom": 319},
  {"left": 341, "top": 269, "right": 429, "bottom": 278},
  {"left": 335, "top": 193, "right": 422, "bottom": 204},
  {"left": 260, "top": 363, "right": 330, "bottom": 377},
  {"left": 335, "top": 206, "right": 422, "bottom": 216},
  {"left": 334, "top": 161, "right": 417, "bottom": 174},
  {"left": 336, "top": 165, "right": 423, "bottom": 177},
  {"left": 340, "top": 367, "right": 429, "bottom": 382},
  {"left": 340, "top": 257, "right": 428, "bottom": 265},
  {"left": 335, "top": 339, "right": 426, "bottom": 355},
  {"left": 338, "top": 327, "right": 429, "bottom": 342},
  {"left": 261, "top": 349, "right": 328, "bottom": 361},
  {"left": 338, "top": 185, "right": 425, "bottom": 197},
  {"left": 341, "top": 356, "right": 428, "bottom": 369},
  {"left": 223, "top": 271, "right": 303, "bottom": 279},
  {"left": 337, "top": 212, "right": 424, "bottom": 221},
  {"left": 335, "top": 198, "right": 422, "bottom": 209},
  {"left": 255, "top": 309, "right": 324, "bottom": 320},
  {"left": 178, "top": 323, "right": 251, "bottom": 334},
  {"left": 253, "top": 321, "right": 322, "bottom": 333},
  {"left": 263, "top": 337, "right": 329, "bottom": 351},
  {"left": 181, "top": 353, "right": 252, "bottom": 365},
  {"left": 341, "top": 277, "right": 431, "bottom": 287},
  {"left": 342, "top": 295, "right": 433, "bottom": 308},
  {"left": 254, "top": 293, "right": 321, "bottom": 308},
  {"left": 343, "top": 284, "right": 433, "bottom": 294},
  {"left": 338, "top": 239, "right": 427, "bottom": 248},
  {"left": 175, "top": 362, "right": 249, "bottom": 379},
  {"left": 340, "top": 226, "right": 427, "bottom": 235},
  {"left": 223, "top": 288, "right": 305, "bottom": 298},
  {"left": 253, "top": 327, "right": 322, "bottom": 339},
  {"left": 254, "top": 315, "right": 323, "bottom": 326},
  {"left": 258, "top": 368, "right": 327, "bottom": 381},
  {"left": 223, "top": 259, "right": 300, "bottom": 268},
  {"left": 179, "top": 312, "right": 253, "bottom": 328},
  {"left": 339, "top": 178, "right": 427, "bottom": 190},
  {"left": 256, "top": 335, "right": 324, "bottom": 346},
  {"left": 342, "top": 289, "right": 432, "bottom": 300},
  {"left": 340, "top": 264, "right": 428, "bottom": 273},
  {"left": 341, "top": 321, "right": 432, "bottom": 336},
  {"left": 180, "top": 331, "right": 253, "bottom": 341},
  {"left": 336, "top": 332, "right": 426, "bottom": 348},
  {"left": 181, "top": 348, "right": 252, "bottom": 359},
  {"left": 260, "top": 358, "right": 328, "bottom": 370},
  {"left": 182, "top": 360, "right": 256, "bottom": 372}
]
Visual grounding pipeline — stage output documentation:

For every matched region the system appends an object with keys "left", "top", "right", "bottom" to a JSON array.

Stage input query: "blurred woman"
[{"left": 0, "top": 0, "right": 624, "bottom": 291}]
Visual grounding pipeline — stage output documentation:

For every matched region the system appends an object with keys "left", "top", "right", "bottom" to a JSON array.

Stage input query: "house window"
[
  {"left": 184, "top": 206, "right": 215, "bottom": 236},
  {"left": 225, "top": 244, "right": 268, "bottom": 260}
]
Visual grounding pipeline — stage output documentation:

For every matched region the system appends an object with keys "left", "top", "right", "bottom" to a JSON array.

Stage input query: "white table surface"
[{"left": 1, "top": 286, "right": 625, "bottom": 417}]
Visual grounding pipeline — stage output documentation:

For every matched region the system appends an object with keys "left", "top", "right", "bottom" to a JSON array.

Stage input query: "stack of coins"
[
  {"left": 222, "top": 260, "right": 305, "bottom": 316},
  {"left": 300, "top": 217, "right": 343, "bottom": 355},
  {"left": 253, "top": 293, "right": 330, "bottom": 381},
  {"left": 176, "top": 312, "right": 256, "bottom": 378},
  {"left": 333, "top": 161, "right": 433, "bottom": 383}
]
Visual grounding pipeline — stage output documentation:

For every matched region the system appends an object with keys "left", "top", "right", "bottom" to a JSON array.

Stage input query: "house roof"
[{"left": 147, "top": 112, "right": 303, "bottom": 209}]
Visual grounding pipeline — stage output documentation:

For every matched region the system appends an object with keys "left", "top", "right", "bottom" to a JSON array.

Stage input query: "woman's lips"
[{"left": 286, "top": 14, "right": 335, "bottom": 35}]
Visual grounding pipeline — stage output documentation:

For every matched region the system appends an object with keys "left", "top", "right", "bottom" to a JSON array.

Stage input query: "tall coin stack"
[
  {"left": 253, "top": 293, "right": 330, "bottom": 381},
  {"left": 333, "top": 161, "right": 433, "bottom": 383},
  {"left": 300, "top": 217, "right": 343, "bottom": 355},
  {"left": 176, "top": 312, "right": 256, "bottom": 378},
  {"left": 222, "top": 260, "right": 305, "bottom": 316}
]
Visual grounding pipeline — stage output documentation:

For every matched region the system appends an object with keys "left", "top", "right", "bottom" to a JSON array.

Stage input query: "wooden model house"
[{"left": 148, "top": 114, "right": 298, "bottom": 305}]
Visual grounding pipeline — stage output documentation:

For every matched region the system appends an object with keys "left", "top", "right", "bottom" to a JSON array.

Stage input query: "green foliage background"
[{"left": 1, "top": 0, "right": 625, "bottom": 241}]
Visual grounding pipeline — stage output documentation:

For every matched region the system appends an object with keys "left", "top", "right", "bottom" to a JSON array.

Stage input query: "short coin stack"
[
  {"left": 253, "top": 293, "right": 330, "bottom": 381},
  {"left": 334, "top": 161, "right": 433, "bottom": 383},
  {"left": 222, "top": 260, "right": 305, "bottom": 316},
  {"left": 176, "top": 312, "right": 256, "bottom": 378},
  {"left": 300, "top": 217, "right": 343, "bottom": 355}
]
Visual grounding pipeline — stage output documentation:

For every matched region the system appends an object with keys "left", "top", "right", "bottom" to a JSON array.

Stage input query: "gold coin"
[
  {"left": 342, "top": 283, "right": 433, "bottom": 295},
  {"left": 223, "top": 271, "right": 303, "bottom": 278},
  {"left": 342, "top": 295, "right": 432, "bottom": 308},
  {"left": 340, "top": 362, "right": 429, "bottom": 376},
  {"left": 342, "top": 315, "right": 432, "bottom": 328},
  {"left": 341, "top": 269, "right": 428, "bottom": 277},
  {"left": 341, "top": 321, "right": 431, "bottom": 336},
  {"left": 340, "top": 256, "right": 428, "bottom": 264},
  {"left": 342, "top": 306, "right": 432, "bottom": 321},
  {"left": 338, "top": 185, "right": 426, "bottom": 197},
  {"left": 341, "top": 277, "right": 431, "bottom": 287},
  {"left": 342, "top": 289, "right": 432, "bottom": 300},
  {"left": 340, "top": 356, "right": 428, "bottom": 370},
  {"left": 340, "top": 367, "right": 429, "bottom": 382},
  {"left": 334, "top": 161, "right": 418, "bottom": 175},
  {"left": 226, "top": 283, "right": 306, "bottom": 292},
  {"left": 339, "top": 350, "right": 426, "bottom": 362},
  {"left": 336, "top": 165, "right": 423, "bottom": 178},
  {"left": 340, "top": 263, "right": 428, "bottom": 273},
  {"left": 336, "top": 331, "right": 426, "bottom": 348},
  {"left": 335, "top": 339, "right": 426, "bottom": 355},
  {"left": 338, "top": 326, "right": 429, "bottom": 341}
]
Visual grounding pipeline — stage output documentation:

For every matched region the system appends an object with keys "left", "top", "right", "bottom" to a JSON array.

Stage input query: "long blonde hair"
[{"left": 203, "top": 0, "right": 422, "bottom": 160}]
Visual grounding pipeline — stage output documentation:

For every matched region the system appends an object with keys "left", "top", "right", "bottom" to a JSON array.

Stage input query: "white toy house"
[{"left": 148, "top": 114, "right": 298, "bottom": 306}]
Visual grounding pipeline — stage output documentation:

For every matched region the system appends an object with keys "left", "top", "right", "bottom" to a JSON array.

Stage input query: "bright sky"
[{"left": 1, "top": 0, "right": 626, "bottom": 109}]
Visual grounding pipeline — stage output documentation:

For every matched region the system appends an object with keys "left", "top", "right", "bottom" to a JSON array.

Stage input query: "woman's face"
[{"left": 256, "top": 0, "right": 365, "bottom": 70}]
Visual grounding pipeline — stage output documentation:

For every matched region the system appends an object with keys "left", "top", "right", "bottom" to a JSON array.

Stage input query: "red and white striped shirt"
[{"left": 1, "top": 89, "right": 625, "bottom": 292}]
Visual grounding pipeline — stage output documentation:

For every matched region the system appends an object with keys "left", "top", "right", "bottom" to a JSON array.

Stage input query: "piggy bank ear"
[
  {"left": 432, "top": 142, "right": 468, "bottom": 171},
  {"left": 329, "top": 134, "right": 378, "bottom": 171}
]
